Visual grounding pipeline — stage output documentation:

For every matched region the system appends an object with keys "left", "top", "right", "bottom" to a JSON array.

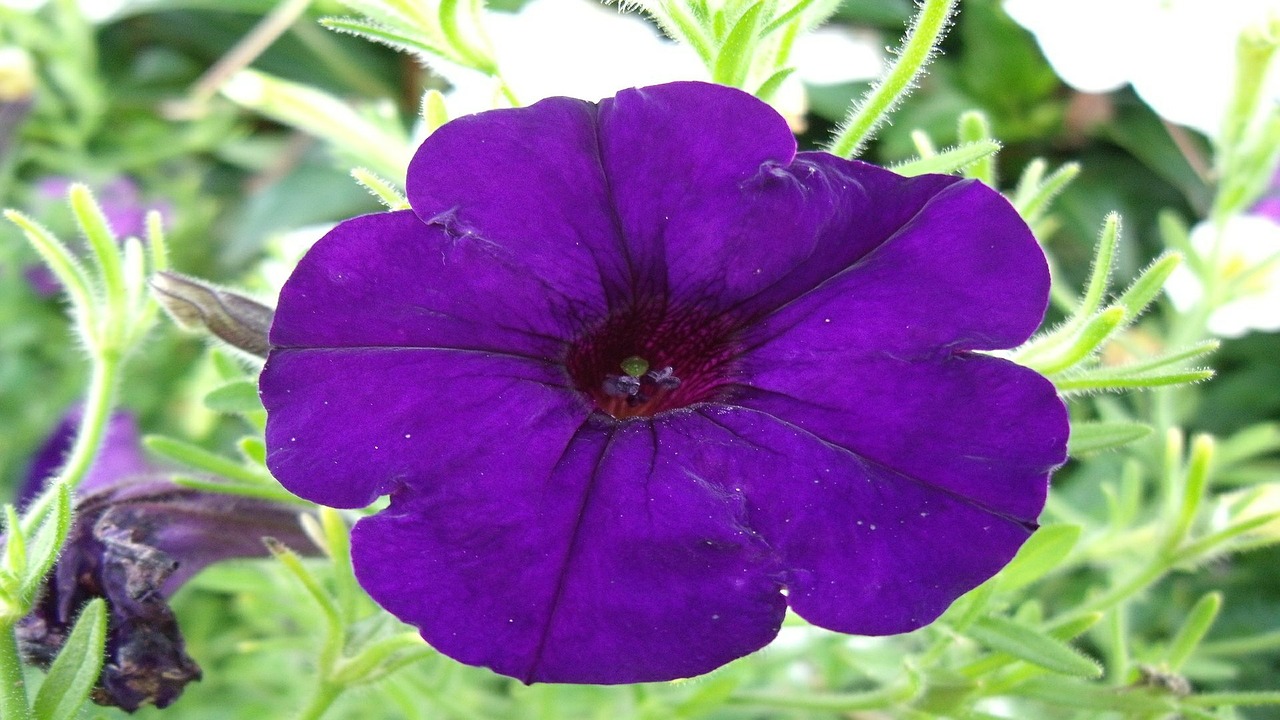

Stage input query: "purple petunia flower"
[
  {"left": 16, "top": 410, "right": 315, "bottom": 710},
  {"left": 260, "top": 82, "right": 1069, "bottom": 684}
]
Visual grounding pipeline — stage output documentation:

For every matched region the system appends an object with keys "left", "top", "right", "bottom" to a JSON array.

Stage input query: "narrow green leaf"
[
  {"left": 1012, "top": 158, "right": 1046, "bottom": 209},
  {"left": 957, "top": 110, "right": 995, "bottom": 185},
  {"left": 1104, "top": 341, "right": 1220, "bottom": 379},
  {"left": 1115, "top": 252, "right": 1182, "bottom": 323},
  {"left": 647, "top": 0, "right": 713, "bottom": 64},
  {"left": 419, "top": 89, "right": 449, "bottom": 134},
  {"left": 438, "top": 0, "right": 494, "bottom": 72},
  {"left": 143, "top": 435, "right": 272, "bottom": 485},
  {"left": 1016, "top": 162, "right": 1081, "bottom": 222},
  {"left": 910, "top": 129, "right": 937, "bottom": 157},
  {"left": 712, "top": 2, "right": 765, "bottom": 88},
  {"left": 1056, "top": 369, "right": 1214, "bottom": 394},
  {"left": 171, "top": 476, "right": 308, "bottom": 506},
  {"left": 753, "top": 66, "right": 795, "bottom": 102},
  {"left": 825, "top": 0, "right": 958, "bottom": 158},
  {"left": 266, "top": 538, "right": 342, "bottom": 631},
  {"left": 321, "top": 16, "right": 452, "bottom": 62},
  {"left": 19, "top": 482, "right": 71, "bottom": 604},
  {"left": 32, "top": 598, "right": 108, "bottom": 720},
  {"left": 1167, "top": 434, "right": 1215, "bottom": 551},
  {"left": 69, "top": 185, "right": 127, "bottom": 326},
  {"left": 1166, "top": 592, "right": 1222, "bottom": 670},
  {"left": 761, "top": 0, "right": 821, "bottom": 35},
  {"left": 968, "top": 615, "right": 1102, "bottom": 677},
  {"left": 351, "top": 168, "right": 409, "bottom": 210},
  {"left": 204, "top": 380, "right": 264, "bottom": 415},
  {"left": 996, "top": 524, "right": 1081, "bottom": 591},
  {"left": 2, "top": 506, "right": 25, "bottom": 584},
  {"left": 1069, "top": 421, "right": 1154, "bottom": 456},
  {"left": 3, "top": 211, "right": 97, "bottom": 331},
  {"left": 238, "top": 436, "right": 267, "bottom": 466},
  {"left": 1033, "top": 306, "right": 1126, "bottom": 375},
  {"left": 145, "top": 210, "right": 169, "bottom": 273},
  {"left": 1077, "top": 213, "right": 1121, "bottom": 323},
  {"left": 892, "top": 140, "right": 1001, "bottom": 177},
  {"left": 1011, "top": 677, "right": 1173, "bottom": 713}
]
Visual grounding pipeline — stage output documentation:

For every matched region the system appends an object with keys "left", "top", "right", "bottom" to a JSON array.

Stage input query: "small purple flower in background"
[
  {"left": 23, "top": 175, "right": 168, "bottom": 297},
  {"left": 16, "top": 410, "right": 315, "bottom": 710},
  {"left": 261, "top": 82, "right": 1069, "bottom": 684}
]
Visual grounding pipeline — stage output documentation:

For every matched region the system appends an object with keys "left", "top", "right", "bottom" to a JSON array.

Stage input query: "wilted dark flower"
[
  {"left": 17, "top": 411, "right": 314, "bottom": 711},
  {"left": 261, "top": 82, "right": 1069, "bottom": 683}
]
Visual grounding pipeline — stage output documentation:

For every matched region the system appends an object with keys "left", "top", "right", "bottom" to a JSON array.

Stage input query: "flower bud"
[{"left": 150, "top": 271, "right": 273, "bottom": 358}]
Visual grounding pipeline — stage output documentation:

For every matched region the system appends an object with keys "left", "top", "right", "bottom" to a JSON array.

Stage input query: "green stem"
[
  {"left": 57, "top": 352, "right": 121, "bottom": 492},
  {"left": 0, "top": 624, "right": 31, "bottom": 720},
  {"left": 824, "top": 0, "right": 956, "bottom": 158},
  {"left": 295, "top": 681, "right": 342, "bottom": 720}
]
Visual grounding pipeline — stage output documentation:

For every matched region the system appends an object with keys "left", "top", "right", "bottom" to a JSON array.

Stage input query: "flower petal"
[
  {"left": 406, "top": 97, "right": 630, "bottom": 308},
  {"left": 733, "top": 353, "right": 1065, "bottom": 523},
  {"left": 262, "top": 348, "right": 587, "bottom": 508},
  {"left": 596, "top": 87, "right": 975, "bottom": 316},
  {"left": 743, "top": 174, "right": 1048, "bottom": 356},
  {"left": 270, "top": 210, "right": 592, "bottom": 357},
  {"left": 351, "top": 418, "right": 787, "bottom": 683},
  {"left": 676, "top": 405, "right": 1040, "bottom": 634}
]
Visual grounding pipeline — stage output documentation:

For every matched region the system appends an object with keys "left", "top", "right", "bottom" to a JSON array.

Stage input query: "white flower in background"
[
  {"left": 1164, "top": 214, "right": 1280, "bottom": 337},
  {"left": 443, "top": 0, "right": 882, "bottom": 126},
  {"left": 1003, "top": 0, "right": 1280, "bottom": 137}
]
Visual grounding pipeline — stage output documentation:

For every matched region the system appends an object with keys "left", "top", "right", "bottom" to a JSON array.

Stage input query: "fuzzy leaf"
[
  {"left": 1069, "top": 421, "right": 1154, "bottom": 456},
  {"left": 32, "top": 599, "right": 108, "bottom": 720},
  {"left": 968, "top": 615, "right": 1102, "bottom": 677}
]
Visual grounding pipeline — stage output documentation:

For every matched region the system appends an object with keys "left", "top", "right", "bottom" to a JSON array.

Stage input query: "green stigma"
[{"left": 620, "top": 355, "right": 650, "bottom": 378}]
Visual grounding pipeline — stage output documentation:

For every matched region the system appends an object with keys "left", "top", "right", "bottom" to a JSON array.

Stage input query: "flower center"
[{"left": 565, "top": 302, "right": 742, "bottom": 419}]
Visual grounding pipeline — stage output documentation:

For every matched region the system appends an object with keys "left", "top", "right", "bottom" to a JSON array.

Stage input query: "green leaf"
[
  {"left": 321, "top": 15, "right": 451, "bottom": 62},
  {"left": 1115, "top": 252, "right": 1182, "bottom": 324},
  {"left": 957, "top": 110, "right": 995, "bottom": 185},
  {"left": 1032, "top": 306, "right": 1126, "bottom": 375},
  {"left": 1068, "top": 421, "right": 1153, "bottom": 456},
  {"left": 754, "top": 66, "right": 796, "bottom": 103},
  {"left": 143, "top": 435, "right": 272, "bottom": 485},
  {"left": 32, "top": 598, "right": 108, "bottom": 720},
  {"left": 1166, "top": 592, "right": 1222, "bottom": 670},
  {"left": 968, "top": 615, "right": 1101, "bottom": 677},
  {"left": 1056, "top": 368, "right": 1215, "bottom": 394},
  {"left": 19, "top": 482, "right": 71, "bottom": 606},
  {"left": 996, "top": 524, "right": 1081, "bottom": 591},
  {"left": 1011, "top": 677, "right": 1173, "bottom": 713},
  {"left": 204, "top": 380, "right": 264, "bottom": 415},
  {"left": 891, "top": 140, "right": 1001, "bottom": 177},
  {"left": 711, "top": 2, "right": 764, "bottom": 88},
  {"left": 1015, "top": 161, "right": 1080, "bottom": 223}
]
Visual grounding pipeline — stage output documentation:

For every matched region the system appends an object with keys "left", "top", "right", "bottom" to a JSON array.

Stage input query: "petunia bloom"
[
  {"left": 261, "top": 81, "right": 1069, "bottom": 684},
  {"left": 16, "top": 410, "right": 315, "bottom": 710}
]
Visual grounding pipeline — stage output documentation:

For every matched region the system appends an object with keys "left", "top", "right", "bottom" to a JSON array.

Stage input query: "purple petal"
[
  {"left": 677, "top": 405, "right": 1042, "bottom": 634},
  {"left": 261, "top": 347, "right": 589, "bottom": 508},
  {"left": 406, "top": 97, "right": 630, "bottom": 307},
  {"left": 594, "top": 83, "right": 799, "bottom": 300},
  {"left": 742, "top": 174, "right": 1050, "bottom": 355},
  {"left": 351, "top": 417, "right": 786, "bottom": 684},
  {"left": 269, "top": 210, "right": 590, "bottom": 357},
  {"left": 733, "top": 354, "right": 1066, "bottom": 523}
]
